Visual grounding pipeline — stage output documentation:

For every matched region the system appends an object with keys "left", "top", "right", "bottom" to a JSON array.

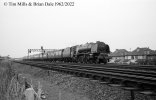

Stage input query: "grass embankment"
[{"left": 0, "top": 60, "right": 15, "bottom": 100}]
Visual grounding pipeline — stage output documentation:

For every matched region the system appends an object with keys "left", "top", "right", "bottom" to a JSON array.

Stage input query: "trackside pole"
[
  {"left": 130, "top": 90, "right": 134, "bottom": 100},
  {"left": 37, "top": 81, "right": 42, "bottom": 99},
  {"left": 59, "top": 91, "right": 62, "bottom": 100},
  {"left": 48, "top": 70, "right": 50, "bottom": 76}
]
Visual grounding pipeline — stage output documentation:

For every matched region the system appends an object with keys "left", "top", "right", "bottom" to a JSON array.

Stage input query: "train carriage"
[
  {"left": 62, "top": 47, "right": 71, "bottom": 62},
  {"left": 46, "top": 49, "right": 63, "bottom": 62}
]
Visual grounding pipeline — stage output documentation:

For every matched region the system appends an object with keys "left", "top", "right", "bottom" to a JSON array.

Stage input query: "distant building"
[
  {"left": 127, "top": 47, "right": 154, "bottom": 60},
  {"left": 109, "top": 49, "right": 129, "bottom": 60},
  {"left": 0, "top": 56, "right": 10, "bottom": 61},
  {"left": 109, "top": 47, "right": 156, "bottom": 64}
]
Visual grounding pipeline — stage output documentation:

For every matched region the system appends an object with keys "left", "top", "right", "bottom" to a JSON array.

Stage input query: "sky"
[{"left": 0, "top": 0, "right": 156, "bottom": 58}]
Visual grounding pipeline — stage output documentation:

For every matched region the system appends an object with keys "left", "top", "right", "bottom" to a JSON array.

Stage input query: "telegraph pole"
[{"left": 41, "top": 46, "right": 44, "bottom": 58}]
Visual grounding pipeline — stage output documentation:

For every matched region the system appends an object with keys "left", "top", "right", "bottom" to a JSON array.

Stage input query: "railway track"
[{"left": 14, "top": 60, "right": 156, "bottom": 97}]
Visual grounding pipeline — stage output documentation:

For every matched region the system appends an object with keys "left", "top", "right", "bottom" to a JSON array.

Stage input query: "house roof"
[
  {"left": 129, "top": 47, "right": 155, "bottom": 56},
  {"left": 109, "top": 49, "right": 129, "bottom": 57}
]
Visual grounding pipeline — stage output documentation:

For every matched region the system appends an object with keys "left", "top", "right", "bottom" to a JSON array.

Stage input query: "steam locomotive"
[{"left": 24, "top": 41, "right": 110, "bottom": 64}]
